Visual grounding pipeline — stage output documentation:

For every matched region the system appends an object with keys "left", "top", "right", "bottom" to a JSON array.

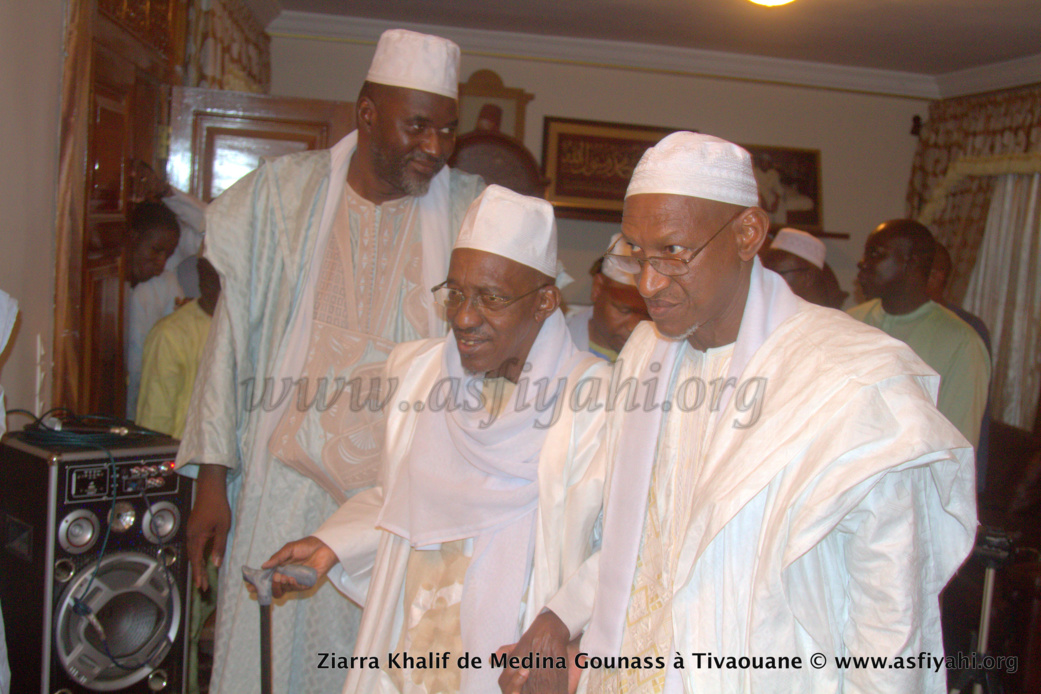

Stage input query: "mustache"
[{"left": 408, "top": 151, "right": 445, "bottom": 168}]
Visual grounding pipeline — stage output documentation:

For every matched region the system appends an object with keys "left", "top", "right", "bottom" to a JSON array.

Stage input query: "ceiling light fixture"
[{"left": 748, "top": 0, "right": 796, "bottom": 6}]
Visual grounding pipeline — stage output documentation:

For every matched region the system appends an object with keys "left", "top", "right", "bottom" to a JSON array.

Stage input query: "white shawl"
[{"left": 377, "top": 310, "right": 587, "bottom": 690}]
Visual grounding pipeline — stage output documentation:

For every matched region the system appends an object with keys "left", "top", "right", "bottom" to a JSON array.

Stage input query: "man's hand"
[
  {"left": 186, "top": 464, "right": 230, "bottom": 591},
  {"left": 498, "top": 610, "right": 571, "bottom": 694},
  {"left": 262, "top": 536, "right": 339, "bottom": 599}
]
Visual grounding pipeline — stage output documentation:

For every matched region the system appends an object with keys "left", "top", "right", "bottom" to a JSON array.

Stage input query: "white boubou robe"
[
  {"left": 547, "top": 259, "right": 977, "bottom": 694},
  {"left": 314, "top": 311, "right": 609, "bottom": 694}
]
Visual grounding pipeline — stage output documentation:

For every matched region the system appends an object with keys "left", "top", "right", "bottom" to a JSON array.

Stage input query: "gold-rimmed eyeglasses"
[
  {"left": 604, "top": 208, "right": 746, "bottom": 277},
  {"left": 430, "top": 281, "right": 551, "bottom": 313}
]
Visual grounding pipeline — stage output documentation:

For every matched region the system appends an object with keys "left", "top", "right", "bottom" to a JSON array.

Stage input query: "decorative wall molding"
[
  {"left": 936, "top": 54, "right": 1041, "bottom": 98},
  {"left": 268, "top": 11, "right": 1041, "bottom": 101}
]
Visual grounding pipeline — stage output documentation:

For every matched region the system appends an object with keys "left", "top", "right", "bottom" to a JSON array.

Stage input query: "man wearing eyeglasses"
[
  {"left": 501, "top": 132, "right": 976, "bottom": 694},
  {"left": 264, "top": 185, "right": 608, "bottom": 694},
  {"left": 760, "top": 227, "right": 831, "bottom": 306}
]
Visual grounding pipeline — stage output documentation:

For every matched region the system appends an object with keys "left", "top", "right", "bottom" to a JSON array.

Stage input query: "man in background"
[
  {"left": 124, "top": 176, "right": 207, "bottom": 417},
  {"left": 565, "top": 233, "right": 648, "bottom": 361},
  {"left": 761, "top": 227, "right": 848, "bottom": 309},
  {"left": 850, "top": 219, "right": 990, "bottom": 450},
  {"left": 176, "top": 29, "right": 484, "bottom": 693},
  {"left": 137, "top": 256, "right": 220, "bottom": 438},
  {"left": 928, "top": 242, "right": 992, "bottom": 488},
  {"left": 760, "top": 227, "right": 829, "bottom": 305},
  {"left": 124, "top": 201, "right": 182, "bottom": 416}
]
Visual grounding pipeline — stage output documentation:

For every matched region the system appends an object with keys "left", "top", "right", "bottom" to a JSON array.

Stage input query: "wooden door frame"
[
  {"left": 52, "top": 0, "right": 185, "bottom": 414},
  {"left": 52, "top": 0, "right": 93, "bottom": 414}
]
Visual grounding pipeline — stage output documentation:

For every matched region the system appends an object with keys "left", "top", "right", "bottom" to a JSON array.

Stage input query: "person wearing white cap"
[
  {"left": 502, "top": 132, "right": 976, "bottom": 694},
  {"left": 176, "top": 28, "right": 485, "bottom": 694},
  {"left": 761, "top": 227, "right": 831, "bottom": 306},
  {"left": 264, "top": 185, "right": 608, "bottom": 694},
  {"left": 566, "top": 233, "right": 649, "bottom": 361}
]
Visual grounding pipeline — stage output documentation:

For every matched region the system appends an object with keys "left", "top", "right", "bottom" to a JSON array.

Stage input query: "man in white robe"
[
  {"left": 175, "top": 30, "right": 484, "bottom": 694},
  {"left": 503, "top": 132, "right": 977, "bottom": 694},
  {"left": 126, "top": 188, "right": 207, "bottom": 417},
  {"left": 264, "top": 186, "right": 608, "bottom": 694},
  {"left": 124, "top": 200, "right": 184, "bottom": 416}
]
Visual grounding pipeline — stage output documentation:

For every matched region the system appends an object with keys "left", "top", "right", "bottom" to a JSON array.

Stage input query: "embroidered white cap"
[
  {"left": 602, "top": 233, "right": 637, "bottom": 286},
  {"left": 771, "top": 227, "right": 826, "bottom": 269},
  {"left": 626, "top": 131, "right": 759, "bottom": 207},
  {"left": 366, "top": 29, "right": 460, "bottom": 100},
  {"left": 455, "top": 185, "right": 558, "bottom": 278}
]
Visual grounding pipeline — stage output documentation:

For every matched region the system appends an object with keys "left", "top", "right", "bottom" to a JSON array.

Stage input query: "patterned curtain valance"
[
  {"left": 906, "top": 86, "right": 1041, "bottom": 303},
  {"left": 909, "top": 86, "right": 1041, "bottom": 218},
  {"left": 186, "top": 0, "right": 271, "bottom": 93}
]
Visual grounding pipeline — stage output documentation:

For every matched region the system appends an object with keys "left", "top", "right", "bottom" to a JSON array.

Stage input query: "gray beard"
[
  {"left": 400, "top": 172, "right": 432, "bottom": 197},
  {"left": 661, "top": 320, "right": 701, "bottom": 342},
  {"left": 371, "top": 147, "right": 439, "bottom": 198}
]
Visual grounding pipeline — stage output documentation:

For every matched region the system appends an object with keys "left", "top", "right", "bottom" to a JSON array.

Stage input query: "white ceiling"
[
  {"left": 264, "top": 0, "right": 1041, "bottom": 97},
  {"left": 276, "top": 0, "right": 1039, "bottom": 75}
]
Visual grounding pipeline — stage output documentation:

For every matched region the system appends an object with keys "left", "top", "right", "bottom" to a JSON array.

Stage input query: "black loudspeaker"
[{"left": 0, "top": 431, "right": 192, "bottom": 693}]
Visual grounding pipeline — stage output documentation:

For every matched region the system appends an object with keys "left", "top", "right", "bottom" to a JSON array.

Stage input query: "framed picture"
[
  {"left": 542, "top": 117, "right": 678, "bottom": 221},
  {"left": 457, "top": 69, "right": 534, "bottom": 141},
  {"left": 742, "top": 144, "right": 822, "bottom": 230}
]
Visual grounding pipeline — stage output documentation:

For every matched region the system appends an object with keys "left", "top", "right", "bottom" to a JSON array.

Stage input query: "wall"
[
  {"left": 270, "top": 34, "right": 930, "bottom": 305},
  {"left": 0, "top": 0, "right": 62, "bottom": 420}
]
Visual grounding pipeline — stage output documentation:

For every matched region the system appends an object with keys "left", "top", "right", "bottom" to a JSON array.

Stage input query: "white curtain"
[{"left": 963, "top": 172, "right": 1041, "bottom": 429}]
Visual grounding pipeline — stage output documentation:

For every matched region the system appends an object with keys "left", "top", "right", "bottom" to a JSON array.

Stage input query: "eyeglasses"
[
  {"left": 604, "top": 208, "right": 746, "bottom": 277},
  {"left": 430, "top": 281, "right": 551, "bottom": 313}
]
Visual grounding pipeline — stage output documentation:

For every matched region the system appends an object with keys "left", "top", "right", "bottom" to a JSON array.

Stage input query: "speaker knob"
[
  {"left": 158, "top": 546, "right": 179, "bottom": 567},
  {"left": 54, "top": 559, "right": 76, "bottom": 583},
  {"left": 57, "top": 509, "right": 100, "bottom": 554},
  {"left": 147, "top": 668, "right": 169, "bottom": 691}
]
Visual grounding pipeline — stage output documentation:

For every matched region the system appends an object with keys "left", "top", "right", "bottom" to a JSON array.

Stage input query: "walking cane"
[{"left": 242, "top": 564, "right": 319, "bottom": 694}]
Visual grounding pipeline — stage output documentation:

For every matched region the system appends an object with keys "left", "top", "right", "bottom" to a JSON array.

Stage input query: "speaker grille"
[
  {"left": 54, "top": 551, "right": 182, "bottom": 691},
  {"left": 88, "top": 590, "right": 162, "bottom": 657}
]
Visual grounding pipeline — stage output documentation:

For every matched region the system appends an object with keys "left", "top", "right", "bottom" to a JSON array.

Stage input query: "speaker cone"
[{"left": 53, "top": 551, "right": 182, "bottom": 691}]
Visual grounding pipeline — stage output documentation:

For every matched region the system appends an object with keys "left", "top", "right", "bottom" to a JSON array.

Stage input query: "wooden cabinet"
[
  {"left": 54, "top": 2, "right": 352, "bottom": 418},
  {"left": 54, "top": 1, "right": 185, "bottom": 417}
]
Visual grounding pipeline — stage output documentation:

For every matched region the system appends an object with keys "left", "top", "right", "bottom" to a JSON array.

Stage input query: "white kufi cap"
[
  {"left": 455, "top": 185, "right": 557, "bottom": 278},
  {"left": 602, "top": 233, "right": 637, "bottom": 286},
  {"left": 771, "top": 228, "right": 826, "bottom": 269},
  {"left": 366, "top": 29, "right": 460, "bottom": 99},
  {"left": 626, "top": 131, "right": 759, "bottom": 207}
]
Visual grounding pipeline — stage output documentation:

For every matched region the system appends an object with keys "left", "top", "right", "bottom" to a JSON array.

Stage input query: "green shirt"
[{"left": 848, "top": 299, "right": 990, "bottom": 448}]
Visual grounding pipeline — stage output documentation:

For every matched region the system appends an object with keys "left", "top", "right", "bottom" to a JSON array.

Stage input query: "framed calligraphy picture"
[
  {"left": 742, "top": 144, "right": 822, "bottom": 230},
  {"left": 542, "top": 117, "right": 680, "bottom": 221}
]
